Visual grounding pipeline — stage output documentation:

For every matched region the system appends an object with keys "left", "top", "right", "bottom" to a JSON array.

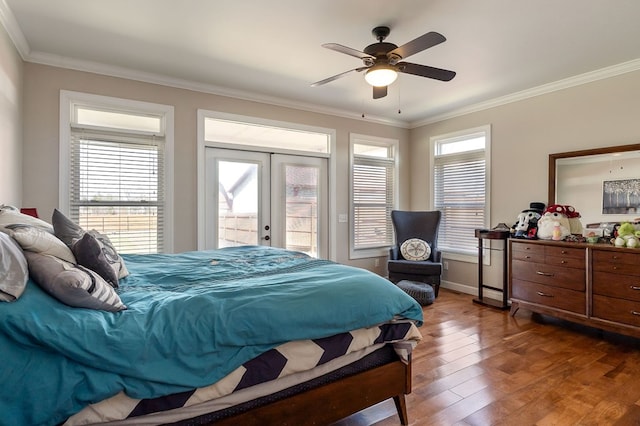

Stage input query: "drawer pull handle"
[
  {"left": 631, "top": 286, "right": 640, "bottom": 291},
  {"left": 525, "top": 255, "right": 531, "bottom": 259},
  {"left": 632, "top": 311, "right": 640, "bottom": 316},
  {"left": 561, "top": 260, "right": 566, "bottom": 264},
  {"left": 536, "top": 271, "right": 555, "bottom": 277},
  {"left": 537, "top": 291, "right": 553, "bottom": 297},
  {"left": 561, "top": 250, "right": 567, "bottom": 254}
]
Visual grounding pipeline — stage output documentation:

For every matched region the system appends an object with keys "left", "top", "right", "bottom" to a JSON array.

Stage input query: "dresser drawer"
[
  {"left": 592, "top": 294, "right": 640, "bottom": 327},
  {"left": 511, "top": 259, "right": 585, "bottom": 291},
  {"left": 592, "top": 258, "right": 639, "bottom": 276},
  {"left": 512, "top": 279, "right": 586, "bottom": 314},
  {"left": 592, "top": 250, "right": 640, "bottom": 268},
  {"left": 592, "top": 271, "right": 640, "bottom": 302},
  {"left": 545, "top": 246, "right": 584, "bottom": 259},
  {"left": 511, "top": 241, "right": 545, "bottom": 257},
  {"left": 544, "top": 252, "right": 585, "bottom": 269},
  {"left": 511, "top": 248, "right": 544, "bottom": 263}
]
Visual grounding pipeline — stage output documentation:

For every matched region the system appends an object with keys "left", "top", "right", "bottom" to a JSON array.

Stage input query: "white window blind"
[
  {"left": 434, "top": 149, "right": 486, "bottom": 255},
  {"left": 69, "top": 128, "right": 165, "bottom": 254},
  {"left": 352, "top": 148, "right": 395, "bottom": 251}
]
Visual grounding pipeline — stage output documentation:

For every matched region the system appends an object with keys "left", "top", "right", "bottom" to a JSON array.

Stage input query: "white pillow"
[
  {"left": 5, "top": 225, "right": 76, "bottom": 264},
  {"left": 0, "top": 232, "right": 29, "bottom": 302},
  {"left": 0, "top": 206, "right": 53, "bottom": 233},
  {"left": 400, "top": 238, "right": 431, "bottom": 261}
]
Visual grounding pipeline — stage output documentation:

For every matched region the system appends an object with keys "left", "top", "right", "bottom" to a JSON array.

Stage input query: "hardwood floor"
[{"left": 333, "top": 289, "right": 640, "bottom": 426}]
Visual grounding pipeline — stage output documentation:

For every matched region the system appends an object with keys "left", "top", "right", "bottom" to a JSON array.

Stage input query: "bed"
[{"left": 0, "top": 208, "right": 423, "bottom": 426}]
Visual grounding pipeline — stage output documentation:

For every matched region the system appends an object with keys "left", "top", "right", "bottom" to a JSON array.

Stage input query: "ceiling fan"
[{"left": 312, "top": 26, "right": 456, "bottom": 99}]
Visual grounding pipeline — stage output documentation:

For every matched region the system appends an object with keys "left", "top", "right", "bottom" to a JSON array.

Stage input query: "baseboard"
[{"left": 441, "top": 280, "right": 506, "bottom": 303}]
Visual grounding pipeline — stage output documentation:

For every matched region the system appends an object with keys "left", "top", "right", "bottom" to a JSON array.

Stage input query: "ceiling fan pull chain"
[{"left": 398, "top": 80, "right": 402, "bottom": 114}]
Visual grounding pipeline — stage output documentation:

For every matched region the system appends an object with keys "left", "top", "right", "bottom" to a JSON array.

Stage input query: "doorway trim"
[{"left": 197, "top": 110, "right": 337, "bottom": 260}]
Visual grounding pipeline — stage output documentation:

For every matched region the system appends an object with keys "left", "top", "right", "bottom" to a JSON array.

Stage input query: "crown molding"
[
  {"left": 0, "top": 0, "right": 29, "bottom": 59},
  {"left": 25, "top": 49, "right": 409, "bottom": 129},
  {"left": 409, "top": 58, "right": 640, "bottom": 128}
]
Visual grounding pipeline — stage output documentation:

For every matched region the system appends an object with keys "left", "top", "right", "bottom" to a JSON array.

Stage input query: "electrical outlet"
[{"left": 443, "top": 261, "right": 449, "bottom": 270}]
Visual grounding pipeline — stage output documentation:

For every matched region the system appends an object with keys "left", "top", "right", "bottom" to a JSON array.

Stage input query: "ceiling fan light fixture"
[{"left": 364, "top": 65, "right": 398, "bottom": 87}]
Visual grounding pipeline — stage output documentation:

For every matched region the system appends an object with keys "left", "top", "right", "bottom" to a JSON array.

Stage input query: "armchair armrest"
[
  {"left": 389, "top": 246, "right": 400, "bottom": 260},
  {"left": 432, "top": 249, "right": 442, "bottom": 263}
]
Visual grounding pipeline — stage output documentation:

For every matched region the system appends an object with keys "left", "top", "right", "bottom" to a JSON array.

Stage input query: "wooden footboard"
[{"left": 209, "top": 357, "right": 412, "bottom": 426}]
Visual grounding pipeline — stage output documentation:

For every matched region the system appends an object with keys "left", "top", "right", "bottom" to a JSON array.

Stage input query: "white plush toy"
[{"left": 537, "top": 204, "right": 571, "bottom": 240}]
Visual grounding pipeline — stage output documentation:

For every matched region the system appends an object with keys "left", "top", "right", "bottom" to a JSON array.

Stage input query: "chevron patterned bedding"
[{"left": 65, "top": 321, "right": 421, "bottom": 424}]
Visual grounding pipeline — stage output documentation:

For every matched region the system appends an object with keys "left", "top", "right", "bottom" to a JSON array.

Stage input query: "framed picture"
[{"left": 602, "top": 178, "right": 640, "bottom": 214}]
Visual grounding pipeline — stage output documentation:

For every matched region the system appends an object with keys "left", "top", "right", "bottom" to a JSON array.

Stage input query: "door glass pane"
[
  {"left": 285, "top": 165, "right": 318, "bottom": 256},
  {"left": 217, "top": 160, "right": 259, "bottom": 247}
]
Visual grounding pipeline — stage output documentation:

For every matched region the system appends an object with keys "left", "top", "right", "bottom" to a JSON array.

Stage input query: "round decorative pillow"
[{"left": 400, "top": 238, "right": 431, "bottom": 261}]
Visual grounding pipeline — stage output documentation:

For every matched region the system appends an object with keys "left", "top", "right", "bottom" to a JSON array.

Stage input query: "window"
[
  {"left": 60, "top": 91, "right": 174, "bottom": 254},
  {"left": 431, "top": 125, "right": 490, "bottom": 258},
  {"left": 203, "top": 115, "right": 330, "bottom": 154},
  {"left": 350, "top": 134, "right": 398, "bottom": 258}
]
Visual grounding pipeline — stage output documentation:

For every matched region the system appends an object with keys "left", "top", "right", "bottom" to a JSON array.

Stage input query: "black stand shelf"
[{"left": 473, "top": 229, "right": 510, "bottom": 310}]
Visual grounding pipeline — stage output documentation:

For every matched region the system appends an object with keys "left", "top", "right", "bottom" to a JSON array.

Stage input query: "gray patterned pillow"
[
  {"left": 87, "top": 230, "right": 129, "bottom": 279},
  {"left": 72, "top": 232, "right": 119, "bottom": 288},
  {"left": 52, "top": 208, "right": 84, "bottom": 247},
  {"left": 52, "top": 209, "right": 129, "bottom": 280},
  {"left": 24, "top": 251, "right": 126, "bottom": 312}
]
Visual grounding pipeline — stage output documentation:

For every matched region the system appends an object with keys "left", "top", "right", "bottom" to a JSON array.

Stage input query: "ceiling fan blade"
[
  {"left": 311, "top": 67, "right": 368, "bottom": 87},
  {"left": 373, "top": 85, "right": 387, "bottom": 99},
  {"left": 398, "top": 62, "right": 456, "bottom": 81},
  {"left": 388, "top": 32, "right": 446, "bottom": 62},
  {"left": 322, "top": 43, "right": 375, "bottom": 61}
]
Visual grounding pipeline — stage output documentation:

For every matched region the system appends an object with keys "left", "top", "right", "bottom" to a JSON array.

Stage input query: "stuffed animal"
[
  {"left": 512, "top": 210, "right": 542, "bottom": 239},
  {"left": 614, "top": 222, "right": 640, "bottom": 248},
  {"left": 564, "top": 205, "right": 584, "bottom": 235},
  {"left": 511, "top": 202, "right": 545, "bottom": 239},
  {"left": 537, "top": 204, "right": 571, "bottom": 240}
]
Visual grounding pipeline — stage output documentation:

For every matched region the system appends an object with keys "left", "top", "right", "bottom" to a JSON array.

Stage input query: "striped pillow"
[{"left": 24, "top": 252, "right": 126, "bottom": 312}]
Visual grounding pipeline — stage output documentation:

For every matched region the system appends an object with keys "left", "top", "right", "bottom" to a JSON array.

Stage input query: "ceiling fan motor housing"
[{"left": 364, "top": 42, "right": 398, "bottom": 58}]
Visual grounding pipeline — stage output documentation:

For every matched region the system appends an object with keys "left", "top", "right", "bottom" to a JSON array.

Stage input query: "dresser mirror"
[{"left": 549, "top": 143, "right": 640, "bottom": 226}]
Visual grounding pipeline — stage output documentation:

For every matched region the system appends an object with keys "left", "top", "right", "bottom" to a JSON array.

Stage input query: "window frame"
[
  {"left": 59, "top": 90, "right": 174, "bottom": 253},
  {"left": 430, "top": 125, "right": 491, "bottom": 263},
  {"left": 349, "top": 133, "right": 399, "bottom": 259}
]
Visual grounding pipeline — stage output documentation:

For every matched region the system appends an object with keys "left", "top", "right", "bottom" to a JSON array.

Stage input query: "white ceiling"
[{"left": 4, "top": 0, "right": 640, "bottom": 127}]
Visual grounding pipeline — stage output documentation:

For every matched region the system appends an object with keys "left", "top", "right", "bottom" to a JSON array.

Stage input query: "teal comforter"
[{"left": 0, "top": 246, "right": 422, "bottom": 425}]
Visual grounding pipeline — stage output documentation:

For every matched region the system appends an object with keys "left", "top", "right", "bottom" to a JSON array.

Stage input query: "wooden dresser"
[{"left": 509, "top": 239, "right": 640, "bottom": 338}]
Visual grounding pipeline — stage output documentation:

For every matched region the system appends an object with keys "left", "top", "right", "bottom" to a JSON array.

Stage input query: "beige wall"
[
  {"left": 0, "top": 24, "right": 23, "bottom": 205},
  {"left": 411, "top": 70, "right": 640, "bottom": 294},
  {"left": 21, "top": 63, "right": 410, "bottom": 269}
]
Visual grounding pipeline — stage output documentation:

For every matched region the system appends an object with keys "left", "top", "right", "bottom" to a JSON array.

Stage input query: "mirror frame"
[{"left": 548, "top": 143, "right": 640, "bottom": 206}]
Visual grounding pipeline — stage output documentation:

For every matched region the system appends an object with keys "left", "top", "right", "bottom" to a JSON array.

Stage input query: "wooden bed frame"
[
  {"left": 209, "top": 356, "right": 412, "bottom": 426},
  {"left": 212, "top": 360, "right": 411, "bottom": 426}
]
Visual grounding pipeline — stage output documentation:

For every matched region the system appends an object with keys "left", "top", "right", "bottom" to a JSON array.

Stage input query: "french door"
[{"left": 204, "top": 148, "right": 328, "bottom": 258}]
